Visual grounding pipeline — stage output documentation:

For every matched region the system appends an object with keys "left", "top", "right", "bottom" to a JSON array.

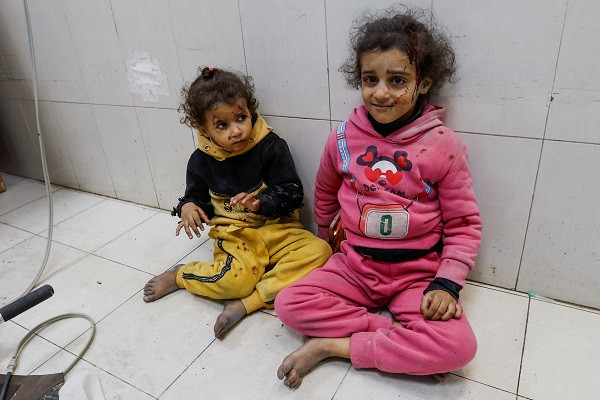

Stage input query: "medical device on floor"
[
  {"left": 0, "top": 285, "right": 54, "bottom": 325},
  {"left": 0, "top": 276, "right": 96, "bottom": 399},
  {"left": 0, "top": 286, "right": 56, "bottom": 400},
  {"left": 0, "top": 2, "right": 97, "bottom": 399}
]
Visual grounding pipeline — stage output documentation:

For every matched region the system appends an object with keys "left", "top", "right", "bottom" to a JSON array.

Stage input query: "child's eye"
[
  {"left": 391, "top": 76, "right": 406, "bottom": 85},
  {"left": 362, "top": 76, "right": 377, "bottom": 85},
  {"left": 216, "top": 122, "right": 227, "bottom": 130},
  {"left": 237, "top": 114, "right": 247, "bottom": 122}
]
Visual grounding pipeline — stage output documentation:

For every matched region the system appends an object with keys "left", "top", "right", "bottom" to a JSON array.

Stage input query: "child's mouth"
[{"left": 372, "top": 103, "right": 394, "bottom": 110}]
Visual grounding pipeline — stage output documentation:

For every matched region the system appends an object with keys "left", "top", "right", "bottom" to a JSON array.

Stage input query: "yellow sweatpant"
[{"left": 175, "top": 220, "right": 331, "bottom": 314}]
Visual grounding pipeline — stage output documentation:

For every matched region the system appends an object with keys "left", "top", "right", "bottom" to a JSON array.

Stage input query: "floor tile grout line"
[
  {"left": 86, "top": 210, "right": 162, "bottom": 254},
  {"left": 157, "top": 337, "right": 218, "bottom": 398},
  {"left": 466, "top": 281, "right": 600, "bottom": 315},
  {"left": 0, "top": 190, "right": 105, "bottom": 235},
  {"left": 1, "top": 176, "right": 169, "bottom": 215},
  {"left": 465, "top": 281, "right": 530, "bottom": 298},
  {"left": 515, "top": 298, "right": 532, "bottom": 397},
  {"left": 330, "top": 364, "right": 352, "bottom": 400},
  {"left": 16, "top": 286, "right": 144, "bottom": 356},
  {"left": 55, "top": 339, "right": 159, "bottom": 399},
  {"left": 42, "top": 290, "right": 166, "bottom": 398},
  {"left": 4, "top": 230, "right": 599, "bottom": 318},
  {"left": 0, "top": 223, "right": 36, "bottom": 253},
  {"left": 448, "top": 371, "right": 522, "bottom": 397},
  {"left": 6, "top": 320, "right": 65, "bottom": 375},
  {"left": 0, "top": 185, "right": 63, "bottom": 218},
  {"left": 527, "top": 297, "right": 600, "bottom": 316}
]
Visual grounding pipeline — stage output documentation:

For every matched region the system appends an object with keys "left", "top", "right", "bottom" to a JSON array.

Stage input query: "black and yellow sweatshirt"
[{"left": 172, "top": 113, "right": 303, "bottom": 228}]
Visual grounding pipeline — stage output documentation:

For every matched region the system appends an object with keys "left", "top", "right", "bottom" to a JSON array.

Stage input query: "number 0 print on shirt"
[{"left": 359, "top": 203, "right": 409, "bottom": 239}]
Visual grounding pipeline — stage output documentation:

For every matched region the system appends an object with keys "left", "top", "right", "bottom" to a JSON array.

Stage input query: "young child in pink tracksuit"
[{"left": 275, "top": 6, "right": 482, "bottom": 388}]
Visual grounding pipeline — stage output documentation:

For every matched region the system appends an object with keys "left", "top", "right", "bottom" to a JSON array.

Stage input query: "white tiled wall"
[
  {"left": 546, "top": 0, "right": 600, "bottom": 144},
  {"left": 517, "top": 141, "right": 600, "bottom": 306},
  {"left": 0, "top": 0, "right": 34, "bottom": 100},
  {"left": 62, "top": 0, "right": 135, "bottom": 106},
  {"left": 240, "top": 0, "right": 330, "bottom": 119},
  {"left": 169, "top": 0, "right": 247, "bottom": 82},
  {"left": 1, "top": 0, "right": 599, "bottom": 308},
  {"left": 110, "top": 0, "right": 183, "bottom": 109},
  {"left": 434, "top": 0, "right": 566, "bottom": 138}
]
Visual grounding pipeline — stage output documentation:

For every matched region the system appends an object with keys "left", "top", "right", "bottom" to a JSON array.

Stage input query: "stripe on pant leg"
[{"left": 181, "top": 239, "right": 234, "bottom": 283}]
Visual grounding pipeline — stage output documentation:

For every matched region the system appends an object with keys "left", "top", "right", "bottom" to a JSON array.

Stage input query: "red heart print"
[
  {"left": 362, "top": 152, "right": 374, "bottom": 163},
  {"left": 365, "top": 167, "right": 381, "bottom": 182},
  {"left": 385, "top": 170, "right": 403, "bottom": 185},
  {"left": 396, "top": 156, "right": 407, "bottom": 168}
]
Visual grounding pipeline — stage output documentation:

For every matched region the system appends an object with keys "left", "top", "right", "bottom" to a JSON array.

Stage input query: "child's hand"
[
  {"left": 420, "top": 290, "right": 463, "bottom": 321},
  {"left": 230, "top": 192, "right": 260, "bottom": 212},
  {"left": 176, "top": 202, "right": 211, "bottom": 239}
]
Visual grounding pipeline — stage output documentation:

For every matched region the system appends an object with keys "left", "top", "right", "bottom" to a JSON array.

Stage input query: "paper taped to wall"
[{"left": 126, "top": 51, "right": 170, "bottom": 102}]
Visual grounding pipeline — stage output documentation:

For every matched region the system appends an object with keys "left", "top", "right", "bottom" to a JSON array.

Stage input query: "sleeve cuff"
[{"left": 423, "top": 277, "right": 462, "bottom": 300}]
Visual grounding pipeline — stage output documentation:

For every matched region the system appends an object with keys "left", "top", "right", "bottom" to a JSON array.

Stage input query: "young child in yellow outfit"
[{"left": 143, "top": 67, "right": 331, "bottom": 338}]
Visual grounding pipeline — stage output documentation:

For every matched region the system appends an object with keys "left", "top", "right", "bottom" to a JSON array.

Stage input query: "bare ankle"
[{"left": 317, "top": 337, "right": 351, "bottom": 359}]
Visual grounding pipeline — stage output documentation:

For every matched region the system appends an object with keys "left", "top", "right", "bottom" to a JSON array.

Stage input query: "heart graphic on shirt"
[
  {"left": 365, "top": 167, "right": 382, "bottom": 182},
  {"left": 385, "top": 170, "right": 403, "bottom": 185},
  {"left": 396, "top": 155, "right": 408, "bottom": 168},
  {"left": 360, "top": 152, "right": 374, "bottom": 163}
]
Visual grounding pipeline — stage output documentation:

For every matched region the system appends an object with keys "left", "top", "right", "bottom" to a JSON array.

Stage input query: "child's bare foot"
[
  {"left": 277, "top": 337, "right": 350, "bottom": 388},
  {"left": 432, "top": 373, "right": 446, "bottom": 382},
  {"left": 143, "top": 264, "right": 182, "bottom": 303},
  {"left": 214, "top": 300, "right": 247, "bottom": 338},
  {"left": 392, "top": 320, "right": 405, "bottom": 328}
]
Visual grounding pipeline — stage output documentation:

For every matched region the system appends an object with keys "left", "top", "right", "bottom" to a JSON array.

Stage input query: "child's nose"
[
  {"left": 374, "top": 83, "right": 391, "bottom": 100},
  {"left": 231, "top": 125, "right": 242, "bottom": 137}
]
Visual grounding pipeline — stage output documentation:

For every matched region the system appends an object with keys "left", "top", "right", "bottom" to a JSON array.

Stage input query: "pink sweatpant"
[{"left": 274, "top": 242, "right": 477, "bottom": 375}]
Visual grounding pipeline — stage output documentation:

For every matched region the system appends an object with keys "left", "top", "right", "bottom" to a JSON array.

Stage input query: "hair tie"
[{"left": 202, "top": 66, "right": 215, "bottom": 80}]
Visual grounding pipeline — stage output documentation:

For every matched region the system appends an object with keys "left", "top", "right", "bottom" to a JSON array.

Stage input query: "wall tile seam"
[
  {"left": 165, "top": 0, "right": 186, "bottom": 102},
  {"left": 7, "top": 98, "right": 600, "bottom": 146},
  {"left": 323, "top": 0, "right": 333, "bottom": 123},
  {"left": 58, "top": 1, "right": 121, "bottom": 200},
  {"left": 465, "top": 280, "right": 530, "bottom": 299},
  {"left": 237, "top": 0, "right": 249, "bottom": 76},
  {"left": 456, "top": 131, "right": 600, "bottom": 147},
  {"left": 513, "top": 0, "right": 571, "bottom": 293}
]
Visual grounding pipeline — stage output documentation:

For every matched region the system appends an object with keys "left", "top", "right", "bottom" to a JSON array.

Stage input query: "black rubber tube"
[
  {"left": 0, "top": 285, "right": 54, "bottom": 323},
  {"left": 0, "top": 371, "right": 12, "bottom": 400}
]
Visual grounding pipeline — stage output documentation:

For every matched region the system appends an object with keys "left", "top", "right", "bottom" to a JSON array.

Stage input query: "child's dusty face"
[
  {"left": 360, "top": 48, "right": 431, "bottom": 124},
  {"left": 200, "top": 99, "right": 253, "bottom": 152}
]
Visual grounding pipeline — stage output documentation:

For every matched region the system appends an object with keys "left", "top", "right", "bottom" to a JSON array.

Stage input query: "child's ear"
[
  {"left": 418, "top": 77, "right": 433, "bottom": 95},
  {"left": 197, "top": 125, "right": 209, "bottom": 137}
]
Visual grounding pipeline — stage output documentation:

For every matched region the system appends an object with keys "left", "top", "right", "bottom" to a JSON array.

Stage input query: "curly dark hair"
[
  {"left": 340, "top": 5, "right": 457, "bottom": 95},
  {"left": 179, "top": 67, "right": 259, "bottom": 128}
]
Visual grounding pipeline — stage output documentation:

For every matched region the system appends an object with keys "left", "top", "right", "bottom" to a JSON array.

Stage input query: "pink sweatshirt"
[{"left": 315, "top": 104, "right": 482, "bottom": 287}]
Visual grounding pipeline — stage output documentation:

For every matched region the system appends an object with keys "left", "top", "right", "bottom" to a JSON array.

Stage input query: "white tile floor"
[{"left": 1, "top": 174, "right": 599, "bottom": 400}]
